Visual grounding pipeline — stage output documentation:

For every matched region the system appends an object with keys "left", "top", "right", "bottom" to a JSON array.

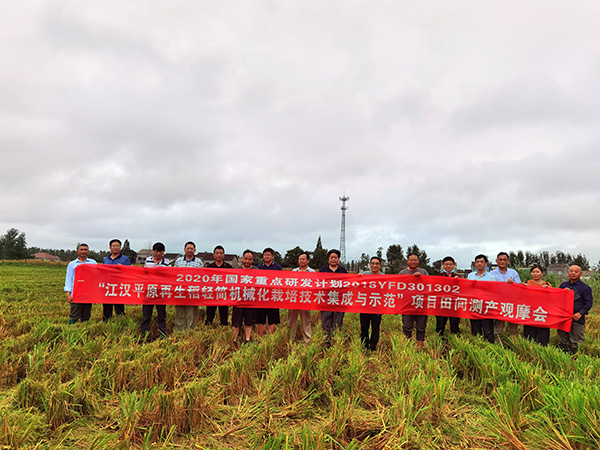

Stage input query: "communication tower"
[{"left": 339, "top": 192, "right": 349, "bottom": 264}]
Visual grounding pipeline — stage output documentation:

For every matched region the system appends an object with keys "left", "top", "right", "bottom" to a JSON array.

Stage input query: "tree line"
[{"left": 0, "top": 227, "right": 596, "bottom": 272}]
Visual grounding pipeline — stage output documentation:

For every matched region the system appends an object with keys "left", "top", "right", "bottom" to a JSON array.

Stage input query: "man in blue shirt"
[
  {"left": 467, "top": 254, "right": 495, "bottom": 343},
  {"left": 558, "top": 265, "right": 594, "bottom": 354},
  {"left": 102, "top": 239, "right": 131, "bottom": 321},
  {"left": 64, "top": 243, "right": 98, "bottom": 324},
  {"left": 491, "top": 252, "right": 521, "bottom": 340}
]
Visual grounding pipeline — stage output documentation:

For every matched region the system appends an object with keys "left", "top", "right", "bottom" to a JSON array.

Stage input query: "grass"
[{"left": 0, "top": 261, "right": 599, "bottom": 449}]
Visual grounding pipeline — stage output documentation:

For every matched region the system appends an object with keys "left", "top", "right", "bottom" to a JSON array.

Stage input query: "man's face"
[
  {"left": 407, "top": 255, "right": 419, "bottom": 270},
  {"left": 328, "top": 253, "right": 339, "bottom": 267},
  {"left": 263, "top": 251, "right": 274, "bottom": 265},
  {"left": 568, "top": 265, "right": 582, "bottom": 282},
  {"left": 184, "top": 244, "right": 196, "bottom": 259},
  {"left": 298, "top": 254, "right": 309, "bottom": 268},
  {"left": 242, "top": 253, "right": 254, "bottom": 268},
  {"left": 496, "top": 254, "right": 510, "bottom": 269},
  {"left": 214, "top": 249, "right": 225, "bottom": 263},
  {"left": 110, "top": 241, "right": 121, "bottom": 256},
  {"left": 369, "top": 259, "right": 381, "bottom": 274},
  {"left": 77, "top": 246, "right": 90, "bottom": 259},
  {"left": 443, "top": 260, "right": 455, "bottom": 272},
  {"left": 475, "top": 258, "right": 487, "bottom": 271},
  {"left": 153, "top": 249, "right": 165, "bottom": 260}
]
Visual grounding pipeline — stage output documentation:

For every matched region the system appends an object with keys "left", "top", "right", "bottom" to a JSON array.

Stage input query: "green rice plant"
[
  {"left": 325, "top": 391, "right": 359, "bottom": 445},
  {"left": 14, "top": 377, "right": 49, "bottom": 410},
  {"left": 118, "top": 386, "right": 164, "bottom": 441},
  {"left": 0, "top": 408, "right": 50, "bottom": 449},
  {"left": 532, "top": 382, "right": 600, "bottom": 449},
  {"left": 481, "top": 382, "right": 528, "bottom": 449},
  {"left": 45, "top": 377, "right": 99, "bottom": 430},
  {"left": 181, "top": 377, "right": 219, "bottom": 432},
  {"left": 298, "top": 426, "right": 326, "bottom": 450},
  {"left": 335, "top": 340, "right": 368, "bottom": 398}
]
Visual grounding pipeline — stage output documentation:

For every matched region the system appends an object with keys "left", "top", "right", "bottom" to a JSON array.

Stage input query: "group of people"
[{"left": 64, "top": 242, "right": 593, "bottom": 354}]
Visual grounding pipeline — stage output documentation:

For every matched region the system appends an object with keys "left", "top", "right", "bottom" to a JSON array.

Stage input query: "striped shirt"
[
  {"left": 174, "top": 256, "right": 203, "bottom": 268},
  {"left": 144, "top": 256, "right": 171, "bottom": 268}
]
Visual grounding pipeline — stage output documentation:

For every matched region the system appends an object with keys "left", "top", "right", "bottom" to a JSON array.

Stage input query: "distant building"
[
  {"left": 135, "top": 249, "right": 180, "bottom": 265},
  {"left": 32, "top": 252, "right": 60, "bottom": 261},
  {"left": 547, "top": 264, "right": 568, "bottom": 277}
]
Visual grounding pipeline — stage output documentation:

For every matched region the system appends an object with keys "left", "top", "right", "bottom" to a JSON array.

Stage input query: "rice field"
[{"left": 0, "top": 261, "right": 599, "bottom": 449}]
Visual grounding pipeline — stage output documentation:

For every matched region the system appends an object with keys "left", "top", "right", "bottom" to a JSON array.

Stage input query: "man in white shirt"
[
  {"left": 490, "top": 252, "right": 521, "bottom": 340},
  {"left": 64, "top": 243, "right": 97, "bottom": 324},
  {"left": 289, "top": 251, "right": 314, "bottom": 343},
  {"left": 468, "top": 254, "right": 496, "bottom": 343},
  {"left": 173, "top": 241, "right": 203, "bottom": 332}
]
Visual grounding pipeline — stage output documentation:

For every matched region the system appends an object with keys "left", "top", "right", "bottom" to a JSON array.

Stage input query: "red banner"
[{"left": 73, "top": 265, "right": 574, "bottom": 331}]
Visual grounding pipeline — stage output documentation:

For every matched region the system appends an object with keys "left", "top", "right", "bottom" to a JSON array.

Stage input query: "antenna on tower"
[{"left": 339, "top": 190, "right": 349, "bottom": 264}]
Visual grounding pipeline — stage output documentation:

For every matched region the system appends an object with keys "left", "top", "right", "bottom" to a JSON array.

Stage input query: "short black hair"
[
  {"left": 109, "top": 239, "right": 121, "bottom": 247},
  {"left": 407, "top": 252, "right": 419, "bottom": 259},
  {"left": 298, "top": 251, "right": 310, "bottom": 260},
  {"left": 243, "top": 249, "right": 254, "bottom": 257},
  {"left": 497, "top": 252, "right": 509, "bottom": 259},
  {"left": 327, "top": 249, "right": 341, "bottom": 258},
  {"left": 370, "top": 256, "right": 382, "bottom": 263},
  {"left": 214, "top": 245, "right": 225, "bottom": 252},
  {"left": 530, "top": 264, "right": 545, "bottom": 273},
  {"left": 442, "top": 256, "right": 455, "bottom": 264},
  {"left": 152, "top": 242, "right": 166, "bottom": 252},
  {"left": 474, "top": 254, "right": 488, "bottom": 263},
  {"left": 263, "top": 247, "right": 275, "bottom": 255},
  {"left": 184, "top": 241, "right": 196, "bottom": 249}
]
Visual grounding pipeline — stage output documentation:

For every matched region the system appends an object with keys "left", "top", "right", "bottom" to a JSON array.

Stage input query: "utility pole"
[{"left": 339, "top": 192, "right": 349, "bottom": 264}]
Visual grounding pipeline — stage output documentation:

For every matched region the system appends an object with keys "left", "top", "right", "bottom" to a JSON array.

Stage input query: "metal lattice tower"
[{"left": 339, "top": 192, "right": 349, "bottom": 264}]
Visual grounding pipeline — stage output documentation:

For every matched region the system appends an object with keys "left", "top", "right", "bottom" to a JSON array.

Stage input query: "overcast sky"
[{"left": 2, "top": 1, "right": 600, "bottom": 268}]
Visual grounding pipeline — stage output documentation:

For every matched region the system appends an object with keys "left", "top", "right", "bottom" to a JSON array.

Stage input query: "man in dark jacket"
[{"left": 558, "top": 265, "right": 593, "bottom": 354}]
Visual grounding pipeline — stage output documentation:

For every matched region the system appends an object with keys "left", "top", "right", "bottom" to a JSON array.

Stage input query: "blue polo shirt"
[
  {"left": 490, "top": 267, "right": 521, "bottom": 283},
  {"left": 257, "top": 262, "right": 282, "bottom": 270},
  {"left": 467, "top": 271, "right": 496, "bottom": 281},
  {"left": 103, "top": 254, "right": 131, "bottom": 265}
]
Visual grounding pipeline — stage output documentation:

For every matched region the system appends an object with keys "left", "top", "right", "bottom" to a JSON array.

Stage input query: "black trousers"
[
  {"left": 141, "top": 305, "right": 167, "bottom": 336},
  {"left": 69, "top": 303, "right": 92, "bottom": 323},
  {"left": 435, "top": 316, "right": 460, "bottom": 336},
  {"left": 470, "top": 319, "right": 495, "bottom": 343},
  {"left": 360, "top": 313, "right": 382, "bottom": 350},
  {"left": 103, "top": 304, "right": 125, "bottom": 321},
  {"left": 523, "top": 325, "right": 550, "bottom": 347},
  {"left": 205, "top": 305, "right": 229, "bottom": 325}
]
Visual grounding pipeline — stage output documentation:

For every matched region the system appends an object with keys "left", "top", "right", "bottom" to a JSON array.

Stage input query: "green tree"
[
  {"left": 310, "top": 236, "right": 328, "bottom": 270},
  {"left": 385, "top": 244, "right": 404, "bottom": 274},
  {"left": 283, "top": 246, "right": 305, "bottom": 268},
  {"left": 122, "top": 239, "right": 137, "bottom": 264},
  {"left": 0, "top": 228, "right": 29, "bottom": 260},
  {"left": 358, "top": 253, "right": 370, "bottom": 272},
  {"left": 432, "top": 259, "right": 442, "bottom": 273},
  {"left": 572, "top": 253, "right": 590, "bottom": 271}
]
